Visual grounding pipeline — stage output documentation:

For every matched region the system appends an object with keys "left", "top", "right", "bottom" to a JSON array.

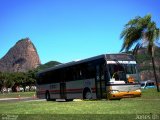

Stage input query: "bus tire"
[
  {"left": 66, "top": 99, "right": 73, "bottom": 102},
  {"left": 83, "top": 89, "right": 92, "bottom": 99},
  {"left": 45, "top": 91, "right": 50, "bottom": 101}
]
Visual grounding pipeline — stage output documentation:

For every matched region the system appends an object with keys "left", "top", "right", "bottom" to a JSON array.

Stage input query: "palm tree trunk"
[{"left": 151, "top": 56, "right": 160, "bottom": 92}]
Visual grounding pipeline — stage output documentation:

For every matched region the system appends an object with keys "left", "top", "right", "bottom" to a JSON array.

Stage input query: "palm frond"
[
  {"left": 125, "top": 16, "right": 141, "bottom": 27},
  {"left": 120, "top": 27, "right": 143, "bottom": 52},
  {"left": 120, "top": 42, "right": 127, "bottom": 52},
  {"left": 154, "top": 28, "right": 160, "bottom": 41},
  {"left": 133, "top": 43, "right": 142, "bottom": 55},
  {"left": 120, "top": 14, "right": 159, "bottom": 55},
  {"left": 140, "top": 14, "right": 152, "bottom": 28}
]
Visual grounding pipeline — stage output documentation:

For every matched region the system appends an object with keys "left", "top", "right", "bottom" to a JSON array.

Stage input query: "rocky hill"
[
  {"left": 37, "top": 61, "right": 61, "bottom": 72},
  {"left": 136, "top": 47, "right": 160, "bottom": 81},
  {"left": 0, "top": 38, "right": 41, "bottom": 72}
]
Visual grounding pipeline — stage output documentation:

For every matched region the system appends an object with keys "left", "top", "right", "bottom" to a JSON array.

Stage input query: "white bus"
[{"left": 36, "top": 54, "right": 141, "bottom": 101}]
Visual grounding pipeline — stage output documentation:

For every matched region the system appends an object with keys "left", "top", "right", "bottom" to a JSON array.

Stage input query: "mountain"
[
  {"left": 37, "top": 61, "right": 61, "bottom": 71},
  {"left": 0, "top": 38, "right": 41, "bottom": 72},
  {"left": 135, "top": 47, "right": 160, "bottom": 81}
]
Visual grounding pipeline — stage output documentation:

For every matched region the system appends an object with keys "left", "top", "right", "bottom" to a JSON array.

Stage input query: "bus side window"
[
  {"left": 87, "top": 63, "right": 96, "bottom": 79},
  {"left": 74, "top": 65, "right": 81, "bottom": 80}
]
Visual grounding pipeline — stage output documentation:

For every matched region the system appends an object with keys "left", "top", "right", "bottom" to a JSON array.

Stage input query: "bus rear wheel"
[
  {"left": 84, "top": 90, "right": 92, "bottom": 99},
  {"left": 45, "top": 91, "right": 50, "bottom": 101}
]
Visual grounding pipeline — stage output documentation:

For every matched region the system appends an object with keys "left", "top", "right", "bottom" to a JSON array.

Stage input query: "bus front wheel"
[
  {"left": 66, "top": 99, "right": 73, "bottom": 102},
  {"left": 45, "top": 91, "right": 50, "bottom": 101}
]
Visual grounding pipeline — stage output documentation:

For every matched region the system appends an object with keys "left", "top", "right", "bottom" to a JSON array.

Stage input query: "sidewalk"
[{"left": 0, "top": 97, "right": 38, "bottom": 102}]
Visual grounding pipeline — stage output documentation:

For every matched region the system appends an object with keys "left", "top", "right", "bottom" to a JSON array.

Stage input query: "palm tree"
[{"left": 120, "top": 14, "right": 160, "bottom": 92}]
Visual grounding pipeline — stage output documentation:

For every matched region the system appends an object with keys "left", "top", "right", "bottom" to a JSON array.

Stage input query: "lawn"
[{"left": 0, "top": 89, "right": 159, "bottom": 120}]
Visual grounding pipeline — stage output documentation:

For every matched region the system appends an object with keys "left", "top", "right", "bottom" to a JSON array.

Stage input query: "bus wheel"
[
  {"left": 45, "top": 91, "right": 50, "bottom": 101},
  {"left": 84, "top": 90, "right": 92, "bottom": 99},
  {"left": 66, "top": 99, "right": 73, "bottom": 102}
]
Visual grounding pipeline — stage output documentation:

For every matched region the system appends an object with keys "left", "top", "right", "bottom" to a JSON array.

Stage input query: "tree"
[
  {"left": 26, "top": 70, "right": 37, "bottom": 91},
  {"left": 0, "top": 72, "right": 15, "bottom": 93},
  {"left": 120, "top": 14, "right": 160, "bottom": 92},
  {"left": 10, "top": 72, "right": 27, "bottom": 92},
  {"left": 0, "top": 72, "right": 5, "bottom": 93},
  {"left": 4, "top": 73, "right": 15, "bottom": 91},
  {"left": 17, "top": 72, "right": 28, "bottom": 92}
]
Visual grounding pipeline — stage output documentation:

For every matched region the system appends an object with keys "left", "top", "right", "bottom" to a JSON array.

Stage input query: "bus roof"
[{"left": 37, "top": 53, "right": 134, "bottom": 75}]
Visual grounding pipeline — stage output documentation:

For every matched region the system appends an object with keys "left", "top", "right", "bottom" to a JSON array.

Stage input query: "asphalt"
[{"left": 0, "top": 97, "right": 43, "bottom": 102}]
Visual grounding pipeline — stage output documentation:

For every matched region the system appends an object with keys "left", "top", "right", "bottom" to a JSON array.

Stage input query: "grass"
[
  {"left": 0, "top": 99, "right": 159, "bottom": 114},
  {"left": 141, "top": 88, "right": 160, "bottom": 99},
  {"left": 0, "top": 89, "right": 159, "bottom": 120},
  {"left": 0, "top": 92, "right": 35, "bottom": 98}
]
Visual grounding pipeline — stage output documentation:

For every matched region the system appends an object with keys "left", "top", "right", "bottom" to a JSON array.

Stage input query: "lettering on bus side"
[
  {"left": 84, "top": 80, "right": 92, "bottom": 87},
  {"left": 50, "top": 84, "right": 57, "bottom": 89}
]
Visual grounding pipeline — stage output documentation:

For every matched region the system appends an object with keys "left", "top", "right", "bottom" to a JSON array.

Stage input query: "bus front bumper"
[{"left": 108, "top": 90, "right": 141, "bottom": 99}]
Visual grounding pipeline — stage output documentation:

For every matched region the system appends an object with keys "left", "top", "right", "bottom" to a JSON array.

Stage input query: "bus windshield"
[
  {"left": 108, "top": 64, "right": 126, "bottom": 81},
  {"left": 108, "top": 64, "right": 137, "bottom": 82},
  {"left": 125, "top": 64, "right": 136, "bottom": 74}
]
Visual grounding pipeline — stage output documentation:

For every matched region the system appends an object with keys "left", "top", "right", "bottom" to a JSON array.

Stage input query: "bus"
[{"left": 36, "top": 53, "right": 141, "bottom": 101}]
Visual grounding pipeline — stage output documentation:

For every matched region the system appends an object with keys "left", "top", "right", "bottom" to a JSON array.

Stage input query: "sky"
[{"left": 0, "top": 0, "right": 160, "bottom": 64}]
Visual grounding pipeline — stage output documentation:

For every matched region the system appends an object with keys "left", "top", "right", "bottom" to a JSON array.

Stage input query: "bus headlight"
[
  {"left": 136, "top": 89, "right": 141, "bottom": 92},
  {"left": 110, "top": 90, "right": 119, "bottom": 94}
]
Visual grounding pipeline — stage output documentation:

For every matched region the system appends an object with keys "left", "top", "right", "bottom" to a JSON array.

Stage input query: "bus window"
[
  {"left": 108, "top": 64, "right": 126, "bottom": 81},
  {"left": 125, "top": 64, "right": 136, "bottom": 74}
]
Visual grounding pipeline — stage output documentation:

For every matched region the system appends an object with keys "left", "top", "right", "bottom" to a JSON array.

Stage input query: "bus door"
[
  {"left": 60, "top": 83, "right": 66, "bottom": 99},
  {"left": 96, "top": 64, "right": 106, "bottom": 99}
]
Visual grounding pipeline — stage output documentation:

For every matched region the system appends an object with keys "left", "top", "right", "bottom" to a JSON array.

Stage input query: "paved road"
[
  {"left": 0, "top": 98, "right": 81, "bottom": 102},
  {"left": 0, "top": 97, "right": 43, "bottom": 102}
]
